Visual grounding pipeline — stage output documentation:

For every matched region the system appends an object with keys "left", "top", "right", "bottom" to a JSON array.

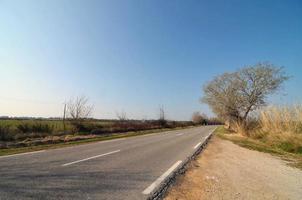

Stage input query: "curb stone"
[{"left": 147, "top": 127, "right": 216, "bottom": 200}]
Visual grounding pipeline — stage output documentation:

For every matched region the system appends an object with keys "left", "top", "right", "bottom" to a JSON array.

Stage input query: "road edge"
[{"left": 146, "top": 127, "right": 217, "bottom": 200}]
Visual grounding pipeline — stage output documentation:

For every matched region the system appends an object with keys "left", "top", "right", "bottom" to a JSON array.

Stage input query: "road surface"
[{"left": 0, "top": 126, "right": 216, "bottom": 200}]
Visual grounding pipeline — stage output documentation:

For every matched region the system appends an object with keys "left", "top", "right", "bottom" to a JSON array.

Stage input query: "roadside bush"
[
  {"left": 278, "top": 141, "right": 295, "bottom": 153},
  {"left": 0, "top": 125, "right": 14, "bottom": 141},
  {"left": 32, "top": 123, "right": 53, "bottom": 133},
  {"left": 91, "top": 119, "right": 193, "bottom": 134},
  {"left": 90, "top": 129, "right": 107, "bottom": 135},
  {"left": 71, "top": 121, "right": 103, "bottom": 134},
  {"left": 158, "top": 119, "right": 168, "bottom": 128},
  {"left": 17, "top": 123, "right": 31, "bottom": 133},
  {"left": 110, "top": 121, "right": 156, "bottom": 133},
  {"left": 17, "top": 122, "right": 54, "bottom": 134}
]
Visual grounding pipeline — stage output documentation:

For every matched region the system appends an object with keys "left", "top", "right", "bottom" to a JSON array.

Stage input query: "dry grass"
[
  {"left": 215, "top": 127, "right": 302, "bottom": 170},
  {"left": 260, "top": 105, "right": 302, "bottom": 134},
  {"left": 249, "top": 105, "right": 302, "bottom": 154},
  {"left": 226, "top": 105, "right": 302, "bottom": 154}
]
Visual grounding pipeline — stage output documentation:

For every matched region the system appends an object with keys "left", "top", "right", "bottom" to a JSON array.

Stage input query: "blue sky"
[{"left": 0, "top": 0, "right": 301, "bottom": 120}]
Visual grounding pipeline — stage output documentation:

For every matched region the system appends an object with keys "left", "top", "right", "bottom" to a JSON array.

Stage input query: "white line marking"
[
  {"left": 203, "top": 127, "right": 217, "bottom": 139},
  {"left": 194, "top": 142, "right": 202, "bottom": 149},
  {"left": 208, "top": 127, "right": 217, "bottom": 137},
  {"left": 97, "top": 138, "right": 125, "bottom": 144},
  {"left": 211, "top": 127, "right": 217, "bottom": 133},
  {"left": 176, "top": 133, "right": 183, "bottom": 136},
  {"left": 142, "top": 160, "right": 182, "bottom": 195},
  {"left": 62, "top": 150, "right": 120, "bottom": 166},
  {"left": 0, "top": 150, "right": 45, "bottom": 159}
]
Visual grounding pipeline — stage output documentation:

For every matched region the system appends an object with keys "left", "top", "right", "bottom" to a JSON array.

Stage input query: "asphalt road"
[{"left": 0, "top": 126, "right": 216, "bottom": 200}]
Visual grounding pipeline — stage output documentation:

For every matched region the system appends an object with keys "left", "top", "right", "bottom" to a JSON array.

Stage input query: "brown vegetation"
[
  {"left": 191, "top": 112, "right": 207, "bottom": 125},
  {"left": 0, "top": 118, "right": 195, "bottom": 149},
  {"left": 202, "top": 63, "right": 301, "bottom": 154},
  {"left": 250, "top": 105, "right": 302, "bottom": 154}
]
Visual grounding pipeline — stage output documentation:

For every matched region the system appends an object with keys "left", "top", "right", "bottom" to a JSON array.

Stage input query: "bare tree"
[
  {"left": 116, "top": 110, "right": 127, "bottom": 121},
  {"left": 192, "top": 112, "right": 207, "bottom": 125},
  {"left": 63, "top": 102, "right": 67, "bottom": 133},
  {"left": 67, "top": 96, "right": 93, "bottom": 121},
  {"left": 202, "top": 62, "right": 289, "bottom": 134}
]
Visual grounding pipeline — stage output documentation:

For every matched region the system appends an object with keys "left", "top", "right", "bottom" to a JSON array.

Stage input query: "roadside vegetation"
[
  {"left": 201, "top": 62, "right": 302, "bottom": 168},
  {"left": 215, "top": 125, "right": 302, "bottom": 169},
  {"left": 0, "top": 126, "right": 195, "bottom": 156},
  {"left": 0, "top": 96, "right": 221, "bottom": 155},
  {"left": 0, "top": 119, "right": 221, "bottom": 156},
  {"left": 0, "top": 119, "right": 195, "bottom": 150}
]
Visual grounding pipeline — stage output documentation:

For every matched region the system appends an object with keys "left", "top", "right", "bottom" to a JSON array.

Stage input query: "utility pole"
[{"left": 63, "top": 103, "right": 66, "bottom": 134}]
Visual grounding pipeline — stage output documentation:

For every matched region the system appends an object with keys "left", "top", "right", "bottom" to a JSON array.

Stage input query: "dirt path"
[{"left": 165, "top": 136, "right": 302, "bottom": 200}]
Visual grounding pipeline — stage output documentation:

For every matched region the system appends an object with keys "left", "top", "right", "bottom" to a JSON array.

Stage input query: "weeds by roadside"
[
  {"left": 254, "top": 105, "right": 302, "bottom": 154},
  {"left": 215, "top": 126, "right": 302, "bottom": 170}
]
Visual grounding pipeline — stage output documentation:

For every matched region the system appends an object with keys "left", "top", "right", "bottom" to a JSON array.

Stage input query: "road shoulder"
[{"left": 164, "top": 136, "right": 302, "bottom": 200}]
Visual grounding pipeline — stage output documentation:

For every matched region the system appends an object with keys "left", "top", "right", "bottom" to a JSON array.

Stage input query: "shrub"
[
  {"left": 17, "top": 122, "right": 54, "bottom": 134},
  {"left": 17, "top": 123, "right": 31, "bottom": 133},
  {"left": 0, "top": 125, "right": 13, "bottom": 141},
  {"left": 32, "top": 123, "right": 53, "bottom": 133},
  {"left": 70, "top": 121, "right": 104, "bottom": 134},
  {"left": 90, "top": 129, "right": 106, "bottom": 135},
  {"left": 278, "top": 142, "right": 295, "bottom": 153}
]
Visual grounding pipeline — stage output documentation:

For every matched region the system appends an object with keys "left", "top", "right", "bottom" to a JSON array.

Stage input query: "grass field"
[
  {"left": 0, "top": 119, "right": 67, "bottom": 132},
  {"left": 0, "top": 119, "right": 115, "bottom": 141},
  {"left": 0, "top": 119, "right": 113, "bottom": 131}
]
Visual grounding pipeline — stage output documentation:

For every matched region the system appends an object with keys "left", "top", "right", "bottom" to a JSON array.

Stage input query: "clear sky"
[{"left": 0, "top": 0, "right": 301, "bottom": 120}]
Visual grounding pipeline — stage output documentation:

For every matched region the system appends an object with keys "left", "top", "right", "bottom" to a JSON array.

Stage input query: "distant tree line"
[
  {"left": 191, "top": 112, "right": 222, "bottom": 126},
  {"left": 0, "top": 96, "right": 198, "bottom": 143}
]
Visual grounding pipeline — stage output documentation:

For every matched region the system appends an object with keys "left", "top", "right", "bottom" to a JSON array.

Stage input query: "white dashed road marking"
[{"left": 62, "top": 150, "right": 121, "bottom": 166}]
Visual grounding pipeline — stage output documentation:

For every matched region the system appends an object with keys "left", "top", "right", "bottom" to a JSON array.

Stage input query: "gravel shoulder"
[{"left": 164, "top": 136, "right": 302, "bottom": 200}]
